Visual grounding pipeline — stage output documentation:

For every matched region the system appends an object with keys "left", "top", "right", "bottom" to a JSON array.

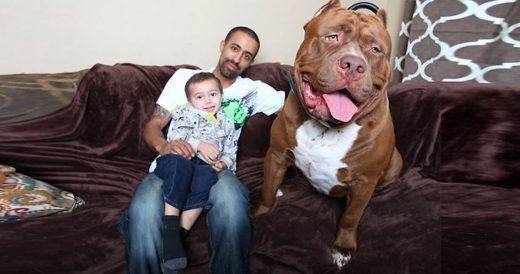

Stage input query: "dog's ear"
[
  {"left": 313, "top": 0, "right": 341, "bottom": 18},
  {"left": 376, "top": 9, "right": 387, "bottom": 27},
  {"left": 305, "top": 0, "right": 341, "bottom": 30}
]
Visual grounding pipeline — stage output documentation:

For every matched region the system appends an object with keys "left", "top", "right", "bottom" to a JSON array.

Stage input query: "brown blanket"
[{"left": 1, "top": 63, "right": 519, "bottom": 273}]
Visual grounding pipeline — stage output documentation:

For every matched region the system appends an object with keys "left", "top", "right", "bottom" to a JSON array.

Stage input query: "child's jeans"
[{"left": 154, "top": 154, "right": 218, "bottom": 210}]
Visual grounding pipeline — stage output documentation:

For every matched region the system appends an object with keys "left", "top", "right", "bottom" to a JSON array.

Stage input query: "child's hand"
[
  {"left": 197, "top": 142, "right": 220, "bottom": 163},
  {"left": 212, "top": 161, "right": 228, "bottom": 172}
]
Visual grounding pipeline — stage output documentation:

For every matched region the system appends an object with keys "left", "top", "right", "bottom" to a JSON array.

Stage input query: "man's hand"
[
  {"left": 170, "top": 139, "right": 196, "bottom": 159},
  {"left": 157, "top": 139, "right": 195, "bottom": 159}
]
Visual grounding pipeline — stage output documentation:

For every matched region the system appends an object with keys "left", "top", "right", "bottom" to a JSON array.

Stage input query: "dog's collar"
[{"left": 286, "top": 71, "right": 299, "bottom": 97}]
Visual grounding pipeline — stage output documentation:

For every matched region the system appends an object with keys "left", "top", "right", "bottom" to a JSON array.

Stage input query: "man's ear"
[{"left": 219, "top": 40, "right": 225, "bottom": 52}]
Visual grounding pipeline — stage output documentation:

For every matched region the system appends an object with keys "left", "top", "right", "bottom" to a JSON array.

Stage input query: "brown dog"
[{"left": 254, "top": 0, "right": 403, "bottom": 268}]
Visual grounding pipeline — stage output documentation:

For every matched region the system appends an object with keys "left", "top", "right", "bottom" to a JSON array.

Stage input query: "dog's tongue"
[{"left": 322, "top": 92, "right": 358, "bottom": 122}]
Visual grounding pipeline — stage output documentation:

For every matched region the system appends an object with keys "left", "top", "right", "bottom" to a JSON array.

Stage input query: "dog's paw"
[
  {"left": 332, "top": 248, "right": 351, "bottom": 269},
  {"left": 252, "top": 204, "right": 272, "bottom": 217}
]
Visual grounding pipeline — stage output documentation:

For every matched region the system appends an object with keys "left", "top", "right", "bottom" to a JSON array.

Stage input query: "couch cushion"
[{"left": 389, "top": 84, "right": 441, "bottom": 171}]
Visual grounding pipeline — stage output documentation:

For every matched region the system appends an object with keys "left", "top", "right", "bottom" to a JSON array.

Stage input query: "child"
[{"left": 151, "top": 72, "right": 238, "bottom": 272}]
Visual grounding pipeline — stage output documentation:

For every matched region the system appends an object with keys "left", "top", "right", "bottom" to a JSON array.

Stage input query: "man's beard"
[{"left": 219, "top": 60, "right": 241, "bottom": 79}]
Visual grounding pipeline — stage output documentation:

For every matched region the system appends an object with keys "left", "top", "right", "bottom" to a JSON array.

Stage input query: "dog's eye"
[
  {"left": 369, "top": 46, "right": 382, "bottom": 54},
  {"left": 324, "top": 34, "right": 339, "bottom": 42}
]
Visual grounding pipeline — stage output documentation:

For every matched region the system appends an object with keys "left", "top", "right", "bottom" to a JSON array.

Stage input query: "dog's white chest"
[{"left": 293, "top": 119, "right": 361, "bottom": 194}]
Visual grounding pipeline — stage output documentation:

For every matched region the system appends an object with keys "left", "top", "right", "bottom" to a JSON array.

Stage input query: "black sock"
[
  {"left": 181, "top": 227, "right": 190, "bottom": 239},
  {"left": 162, "top": 215, "right": 187, "bottom": 270}
]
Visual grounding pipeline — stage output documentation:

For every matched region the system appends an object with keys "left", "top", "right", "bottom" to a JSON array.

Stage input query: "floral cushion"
[{"left": 0, "top": 165, "right": 85, "bottom": 222}]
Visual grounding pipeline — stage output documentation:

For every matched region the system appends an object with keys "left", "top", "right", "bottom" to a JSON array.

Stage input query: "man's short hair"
[
  {"left": 225, "top": 26, "right": 260, "bottom": 58},
  {"left": 184, "top": 72, "right": 223, "bottom": 99}
]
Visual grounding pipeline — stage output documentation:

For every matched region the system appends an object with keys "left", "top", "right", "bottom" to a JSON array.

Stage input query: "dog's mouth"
[{"left": 301, "top": 78, "right": 362, "bottom": 124}]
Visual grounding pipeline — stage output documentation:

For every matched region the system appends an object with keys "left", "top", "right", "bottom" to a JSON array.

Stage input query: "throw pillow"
[{"left": 0, "top": 165, "right": 85, "bottom": 222}]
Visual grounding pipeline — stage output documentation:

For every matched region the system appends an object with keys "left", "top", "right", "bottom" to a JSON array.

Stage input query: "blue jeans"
[
  {"left": 119, "top": 170, "right": 251, "bottom": 274},
  {"left": 155, "top": 154, "right": 218, "bottom": 210}
]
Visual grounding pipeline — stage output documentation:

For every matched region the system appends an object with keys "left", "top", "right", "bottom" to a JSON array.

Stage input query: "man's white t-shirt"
[{"left": 149, "top": 68, "right": 285, "bottom": 172}]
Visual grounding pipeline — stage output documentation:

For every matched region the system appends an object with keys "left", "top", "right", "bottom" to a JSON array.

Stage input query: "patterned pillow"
[
  {"left": 393, "top": 0, "right": 520, "bottom": 84},
  {"left": 0, "top": 165, "right": 85, "bottom": 222}
]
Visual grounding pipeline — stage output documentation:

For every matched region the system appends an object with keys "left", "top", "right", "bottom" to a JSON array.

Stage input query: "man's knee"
[
  {"left": 209, "top": 175, "right": 249, "bottom": 207},
  {"left": 128, "top": 174, "right": 164, "bottom": 221},
  {"left": 207, "top": 172, "right": 250, "bottom": 226}
]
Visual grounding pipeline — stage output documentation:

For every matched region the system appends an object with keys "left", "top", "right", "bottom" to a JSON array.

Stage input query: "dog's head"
[{"left": 293, "top": 0, "right": 392, "bottom": 127}]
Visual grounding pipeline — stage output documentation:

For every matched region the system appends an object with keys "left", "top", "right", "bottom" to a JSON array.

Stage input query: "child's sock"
[
  {"left": 181, "top": 227, "right": 190, "bottom": 239},
  {"left": 162, "top": 215, "right": 187, "bottom": 271}
]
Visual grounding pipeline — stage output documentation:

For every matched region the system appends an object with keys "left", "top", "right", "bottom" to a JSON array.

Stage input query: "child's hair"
[{"left": 184, "top": 72, "right": 223, "bottom": 99}]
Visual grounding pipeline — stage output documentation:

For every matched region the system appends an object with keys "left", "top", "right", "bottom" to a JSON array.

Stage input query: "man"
[{"left": 119, "top": 26, "right": 285, "bottom": 274}]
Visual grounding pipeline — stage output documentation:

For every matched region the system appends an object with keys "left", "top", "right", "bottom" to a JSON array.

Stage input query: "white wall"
[{"left": 0, "top": 0, "right": 404, "bottom": 74}]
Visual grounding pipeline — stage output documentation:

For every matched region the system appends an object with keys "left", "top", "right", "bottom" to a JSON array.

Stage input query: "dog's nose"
[{"left": 339, "top": 55, "right": 366, "bottom": 81}]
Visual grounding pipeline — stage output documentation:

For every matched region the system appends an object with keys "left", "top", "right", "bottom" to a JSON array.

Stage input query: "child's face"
[{"left": 188, "top": 79, "right": 223, "bottom": 115}]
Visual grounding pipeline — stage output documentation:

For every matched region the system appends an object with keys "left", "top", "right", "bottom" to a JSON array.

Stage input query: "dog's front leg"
[
  {"left": 254, "top": 148, "right": 290, "bottom": 216},
  {"left": 332, "top": 176, "right": 377, "bottom": 267},
  {"left": 335, "top": 179, "right": 376, "bottom": 251}
]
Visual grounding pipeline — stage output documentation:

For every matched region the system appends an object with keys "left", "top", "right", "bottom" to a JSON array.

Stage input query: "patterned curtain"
[{"left": 392, "top": 0, "right": 520, "bottom": 84}]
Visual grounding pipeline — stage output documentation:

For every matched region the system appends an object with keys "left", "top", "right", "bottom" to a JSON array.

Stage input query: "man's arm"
[{"left": 143, "top": 104, "right": 194, "bottom": 158}]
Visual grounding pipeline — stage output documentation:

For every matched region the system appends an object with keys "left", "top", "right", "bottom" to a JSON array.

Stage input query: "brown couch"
[{"left": 1, "top": 63, "right": 519, "bottom": 273}]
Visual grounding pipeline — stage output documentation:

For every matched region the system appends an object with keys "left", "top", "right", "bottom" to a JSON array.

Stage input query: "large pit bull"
[{"left": 253, "top": 0, "right": 403, "bottom": 268}]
